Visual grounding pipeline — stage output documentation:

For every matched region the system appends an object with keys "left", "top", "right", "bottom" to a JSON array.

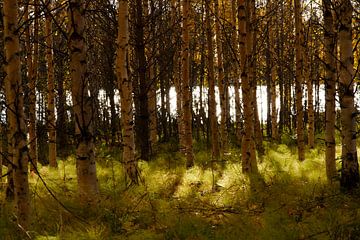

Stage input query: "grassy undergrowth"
[{"left": 1, "top": 142, "right": 360, "bottom": 240}]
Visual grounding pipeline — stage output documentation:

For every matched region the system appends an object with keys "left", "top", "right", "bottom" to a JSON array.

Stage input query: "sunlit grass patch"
[
  {"left": 35, "top": 236, "right": 59, "bottom": 240},
  {"left": 260, "top": 144, "right": 301, "bottom": 183},
  {"left": 57, "top": 222, "right": 109, "bottom": 240},
  {"left": 298, "top": 149, "right": 325, "bottom": 181},
  {"left": 97, "top": 160, "right": 126, "bottom": 194},
  {"left": 212, "top": 162, "right": 249, "bottom": 206},
  {"left": 142, "top": 164, "right": 183, "bottom": 197},
  {"left": 173, "top": 166, "right": 204, "bottom": 198},
  {"left": 173, "top": 165, "right": 220, "bottom": 199}
]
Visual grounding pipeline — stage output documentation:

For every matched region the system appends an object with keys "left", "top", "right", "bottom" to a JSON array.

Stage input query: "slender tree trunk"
[
  {"left": 29, "top": 0, "right": 39, "bottom": 171},
  {"left": 241, "top": 0, "right": 258, "bottom": 174},
  {"left": 3, "top": 0, "right": 30, "bottom": 228},
  {"left": 250, "top": 3, "right": 264, "bottom": 157},
  {"left": 338, "top": 0, "right": 359, "bottom": 190},
  {"left": 268, "top": 0, "right": 278, "bottom": 140},
  {"left": 214, "top": 0, "right": 227, "bottom": 155},
  {"left": 45, "top": 0, "right": 57, "bottom": 168},
  {"left": 233, "top": 0, "right": 242, "bottom": 146},
  {"left": 144, "top": 0, "right": 157, "bottom": 150},
  {"left": 160, "top": 73, "right": 168, "bottom": 141},
  {"left": 133, "top": 0, "right": 150, "bottom": 161},
  {"left": 107, "top": 84, "right": 117, "bottom": 145},
  {"left": 199, "top": 44, "right": 207, "bottom": 140},
  {"left": 278, "top": 3, "right": 284, "bottom": 135},
  {"left": 56, "top": 58, "right": 67, "bottom": 154},
  {"left": 172, "top": 0, "right": 183, "bottom": 149},
  {"left": 323, "top": 0, "right": 337, "bottom": 182},
  {"left": 166, "top": 79, "right": 172, "bottom": 138},
  {"left": 306, "top": 46, "right": 314, "bottom": 149},
  {"left": 148, "top": 66, "right": 157, "bottom": 148},
  {"left": 265, "top": 30, "right": 272, "bottom": 137},
  {"left": 206, "top": 0, "right": 220, "bottom": 161},
  {"left": 117, "top": 0, "right": 140, "bottom": 185},
  {"left": 295, "top": 0, "right": 305, "bottom": 161},
  {"left": 68, "top": 0, "right": 99, "bottom": 201},
  {"left": 182, "top": 0, "right": 194, "bottom": 168}
]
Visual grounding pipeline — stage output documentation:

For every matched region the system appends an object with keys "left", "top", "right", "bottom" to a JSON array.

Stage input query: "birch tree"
[
  {"left": 241, "top": 0, "right": 258, "bottom": 174},
  {"left": 295, "top": 0, "right": 305, "bottom": 161},
  {"left": 68, "top": 0, "right": 99, "bottom": 200},
  {"left": 3, "top": 0, "right": 30, "bottom": 227},
  {"left": 338, "top": 0, "right": 359, "bottom": 189},
  {"left": 323, "top": 0, "right": 337, "bottom": 182},
  {"left": 45, "top": 0, "right": 57, "bottom": 168},
  {"left": 117, "top": 0, "right": 140, "bottom": 184},
  {"left": 181, "top": 0, "right": 194, "bottom": 168},
  {"left": 206, "top": 0, "right": 220, "bottom": 160}
]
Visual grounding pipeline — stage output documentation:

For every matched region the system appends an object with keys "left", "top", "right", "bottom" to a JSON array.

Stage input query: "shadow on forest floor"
[{"left": 1, "top": 143, "right": 360, "bottom": 240}]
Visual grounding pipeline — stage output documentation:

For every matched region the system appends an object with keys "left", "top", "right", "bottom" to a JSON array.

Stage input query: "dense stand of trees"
[{"left": 0, "top": 0, "right": 359, "bottom": 228}]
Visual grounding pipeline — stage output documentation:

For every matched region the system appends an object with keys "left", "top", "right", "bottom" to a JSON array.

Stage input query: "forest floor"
[{"left": 1, "top": 140, "right": 360, "bottom": 240}]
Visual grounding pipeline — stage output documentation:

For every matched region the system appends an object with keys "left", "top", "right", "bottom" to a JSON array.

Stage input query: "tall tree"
[
  {"left": 268, "top": 0, "right": 278, "bottom": 140},
  {"left": 214, "top": 0, "right": 228, "bottom": 155},
  {"left": 172, "top": 0, "right": 184, "bottom": 149},
  {"left": 251, "top": 1, "right": 264, "bottom": 157},
  {"left": 68, "top": 0, "right": 99, "bottom": 200},
  {"left": 117, "top": 0, "right": 140, "bottom": 185},
  {"left": 206, "top": 0, "right": 220, "bottom": 161},
  {"left": 306, "top": 44, "right": 315, "bottom": 149},
  {"left": 29, "top": 0, "right": 39, "bottom": 170},
  {"left": 305, "top": 5, "right": 315, "bottom": 149},
  {"left": 338, "top": 0, "right": 359, "bottom": 189},
  {"left": 241, "top": 0, "right": 258, "bottom": 174},
  {"left": 3, "top": 0, "right": 30, "bottom": 227},
  {"left": 323, "top": 0, "right": 337, "bottom": 182},
  {"left": 234, "top": 0, "right": 243, "bottom": 146},
  {"left": 181, "top": 0, "right": 194, "bottom": 168},
  {"left": 53, "top": 4, "right": 68, "bottom": 156},
  {"left": 133, "top": 0, "right": 150, "bottom": 161},
  {"left": 144, "top": 0, "right": 157, "bottom": 150},
  {"left": 295, "top": 0, "right": 305, "bottom": 161},
  {"left": 45, "top": 0, "right": 57, "bottom": 168}
]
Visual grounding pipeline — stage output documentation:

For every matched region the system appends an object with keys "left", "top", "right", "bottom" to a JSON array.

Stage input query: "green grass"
[{"left": 1, "top": 143, "right": 360, "bottom": 239}]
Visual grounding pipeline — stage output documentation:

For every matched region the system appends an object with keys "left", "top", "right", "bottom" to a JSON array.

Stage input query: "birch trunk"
[
  {"left": 268, "top": 0, "right": 278, "bottom": 140},
  {"left": 323, "top": 0, "right": 337, "bottom": 182},
  {"left": 133, "top": 0, "right": 150, "bottom": 161},
  {"left": 172, "top": 0, "right": 184, "bottom": 150},
  {"left": 338, "top": 0, "right": 359, "bottom": 189},
  {"left": 295, "top": 0, "right": 305, "bottom": 161},
  {"left": 306, "top": 47, "right": 315, "bottom": 149},
  {"left": 3, "top": 0, "right": 30, "bottom": 227},
  {"left": 241, "top": 0, "right": 258, "bottom": 174},
  {"left": 29, "top": 0, "right": 39, "bottom": 171},
  {"left": 251, "top": 2, "right": 264, "bottom": 157},
  {"left": 215, "top": 0, "right": 228, "bottom": 155},
  {"left": 234, "top": 0, "right": 243, "bottom": 146},
  {"left": 45, "top": 0, "right": 57, "bottom": 168},
  {"left": 206, "top": 0, "right": 220, "bottom": 161},
  {"left": 117, "top": 0, "right": 140, "bottom": 185},
  {"left": 182, "top": 0, "right": 194, "bottom": 168},
  {"left": 68, "top": 0, "right": 99, "bottom": 200},
  {"left": 144, "top": 0, "right": 157, "bottom": 150}
]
